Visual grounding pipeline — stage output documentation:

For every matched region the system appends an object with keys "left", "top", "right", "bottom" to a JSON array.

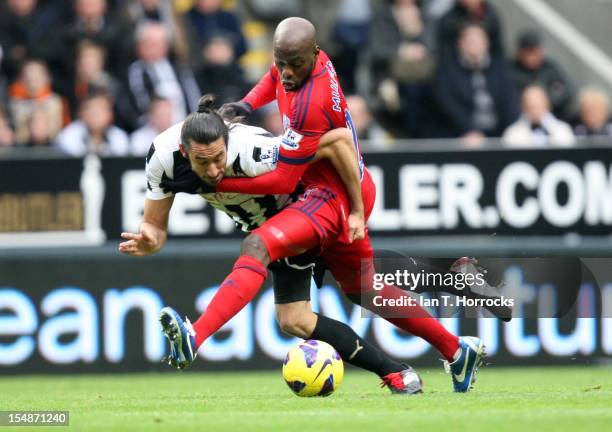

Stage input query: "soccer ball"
[{"left": 282, "top": 339, "right": 344, "bottom": 397}]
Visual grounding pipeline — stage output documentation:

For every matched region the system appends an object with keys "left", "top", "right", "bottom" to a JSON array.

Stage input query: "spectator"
[
  {"left": 195, "top": 35, "right": 250, "bottom": 106},
  {"left": 130, "top": 97, "right": 174, "bottom": 155},
  {"left": 369, "top": 0, "right": 435, "bottom": 137},
  {"left": 0, "top": 0, "right": 62, "bottom": 81},
  {"left": 330, "top": 0, "right": 372, "bottom": 94},
  {"left": 433, "top": 24, "right": 518, "bottom": 144},
  {"left": 27, "top": 107, "right": 53, "bottom": 147},
  {"left": 437, "top": 0, "right": 504, "bottom": 60},
  {"left": 126, "top": 0, "right": 190, "bottom": 63},
  {"left": 0, "top": 110, "right": 16, "bottom": 147},
  {"left": 8, "top": 59, "right": 66, "bottom": 145},
  {"left": 503, "top": 85, "right": 575, "bottom": 148},
  {"left": 245, "top": 0, "right": 302, "bottom": 22},
  {"left": 71, "top": 41, "right": 116, "bottom": 108},
  {"left": 510, "top": 30, "right": 574, "bottom": 120},
  {"left": 55, "top": 92, "right": 129, "bottom": 156},
  {"left": 303, "top": 0, "right": 341, "bottom": 46},
  {"left": 56, "top": 0, "right": 132, "bottom": 87},
  {"left": 573, "top": 87, "right": 612, "bottom": 139},
  {"left": 127, "top": 22, "right": 200, "bottom": 125},
  {"left": 70, "top": 40, "right": 135, "bottom": 130},
  {"left": 184, "top": 0, "right": 247, "bottom": 62},
  {"left": 346, "top": 94, "right": 393, "bottom": 150}
]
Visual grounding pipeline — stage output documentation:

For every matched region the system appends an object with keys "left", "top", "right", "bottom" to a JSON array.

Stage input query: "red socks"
[
  {"left": 191, "top": 255, "right": 460, "bottom": 362},
  {"left": 192, "top": 255, "right": 267, "bottom": 348},
  {"left": 369, "top": 284, "right": 459, "bottom": 362}
]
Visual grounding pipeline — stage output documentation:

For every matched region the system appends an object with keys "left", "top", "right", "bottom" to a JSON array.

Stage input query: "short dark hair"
[
  {"left": 518, "top": 30, "right": 542, "bottom": 50},
  {"left": 76, "top": 39, "right": 107, "bottom": 63},
  {"left": 180, "top": 94, "right": 229, "bottom": 149},
  {"left": 79, "top": 91, "right": 113, "bottom": 110}
]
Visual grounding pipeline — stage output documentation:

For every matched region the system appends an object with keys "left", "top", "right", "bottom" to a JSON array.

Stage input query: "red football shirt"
[{"left": 216, "top": 51, "right": 364, "bottom": 197}]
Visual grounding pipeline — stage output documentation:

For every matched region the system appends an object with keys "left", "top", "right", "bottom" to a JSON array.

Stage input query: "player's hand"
[
  {"left": 218, "top": 101, "right": 252, "bottom": 121},
  {"left": 118, "top": 228, "right": 158, "bottom": 256},
  {"left": 347, "top": 211, "right": 366, "bottom": 243},
  {"left": 160, "top": 170, "right": 215, "bottom": 194}
]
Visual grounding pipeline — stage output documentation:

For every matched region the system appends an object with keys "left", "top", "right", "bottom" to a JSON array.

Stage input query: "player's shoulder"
[
  {"left": 225, "top": 123, "right": 279, "bottom": 176},
  {"left": 290, "top": 59, "right": 345, "bottom": 130},
  {"left": 318, "top": 50, "right": 332, "bottom": 64},
  {"left": 147, "top": 122, "right": 183, "bottom": 177},
  {"left": 152, "top": 122, "right": 184, "bottom": 153},
  {"left": 228, "top": 122, "right": 273, "bottom": 148},
  {"left": 228, "top": 122, "right": 278, "bottom": 155},
  {"left": 229, "top": 122, "right": 272, "bottom": 139},
  {"left": 269, "top": 63, "right": 281, "bottom": 77},
  {"left": 299, "top": 51, "right": 343, "bottom": 107},
  {"left": 312, "top": 50, "right": 336, "bottom": 85}
]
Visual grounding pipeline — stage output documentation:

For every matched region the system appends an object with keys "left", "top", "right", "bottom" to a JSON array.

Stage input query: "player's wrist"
[
  {"left": 139, "top": 224, "right": 165, "bottom": 251},
  {"left": 349, "top": 206, "right": 365, "bottom": 217}
]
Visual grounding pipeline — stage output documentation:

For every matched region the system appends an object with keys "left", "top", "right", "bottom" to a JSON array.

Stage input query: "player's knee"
[
  {"left": 277, "top": 316, "right": 310, "bottom": 339},
  {"left": 241, "top": 234, "right": 270, "bottom": 266},
  {"left": 276, "top": 307, "right": 314, "bottom": 339}
]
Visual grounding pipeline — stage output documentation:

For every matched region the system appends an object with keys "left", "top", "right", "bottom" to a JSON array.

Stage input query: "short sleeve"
[
  {"left": 145, "top": 144, "right": 173, "bottom": 200},
  {"left": 238, "top": 135, "right": 280, "bottom": 177}
]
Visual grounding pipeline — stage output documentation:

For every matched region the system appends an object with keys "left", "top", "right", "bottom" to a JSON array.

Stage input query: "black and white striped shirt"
[{"left": 145, "top": 122, "right": 291, "bottom": 232}]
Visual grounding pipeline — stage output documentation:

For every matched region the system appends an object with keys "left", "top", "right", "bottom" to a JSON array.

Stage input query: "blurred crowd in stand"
[{"left": 1, "top": 0, "right": 611, "bottom": 156}]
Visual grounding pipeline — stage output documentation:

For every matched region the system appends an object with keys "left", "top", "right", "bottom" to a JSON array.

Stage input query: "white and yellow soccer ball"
[{"left": 282, "top": 339, "right": 344, "bottom": 397}]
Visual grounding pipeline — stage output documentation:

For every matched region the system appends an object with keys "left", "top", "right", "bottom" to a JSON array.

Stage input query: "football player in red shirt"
[{"left": 160, "top": 17, "right": 485, "bottom": 392}]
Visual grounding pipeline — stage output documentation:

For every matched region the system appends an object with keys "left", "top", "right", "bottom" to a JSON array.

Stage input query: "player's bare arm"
[
  {"left": 118, "top": 196, "right": 174, "bottom": 256},
  {"left": 316, "top": 128, "right": 365, "bottom": 242}
]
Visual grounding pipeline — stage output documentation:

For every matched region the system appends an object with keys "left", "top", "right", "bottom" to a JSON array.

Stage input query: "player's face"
[
  {"left": 274, "top": 45, "right": 318, "bottom": 92},
  {"left": 184, "top": 137, "right": 227, "bottom": 186}
]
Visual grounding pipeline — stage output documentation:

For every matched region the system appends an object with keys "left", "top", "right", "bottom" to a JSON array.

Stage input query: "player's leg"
[
  {"left": 189, "top": 213, "right": 321, "bottom": 345},
  {"left": 271, "top": 260, "right": 419, "bottom": 391},
  {"left": 375, "top": 252, "right": 512, "bottom": 321},
  {"left": 325, "top": 237, "right": 460, "bottom": 361},
  {"left": 324, "top": 236, "right": 486, "bottom": 392},
  {"left": 160, "top": 195, "right": 329, "bottom": 369},
  {"left": 258, "top": 179, "right": 460, "bottom": 382}
]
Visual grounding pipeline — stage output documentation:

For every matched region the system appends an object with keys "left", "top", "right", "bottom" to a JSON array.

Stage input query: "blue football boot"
[
  {"left": 159, "top": 307, "right": 197, "bottom": 370},
  {"left": 444, "top": 336, "right": 486, "bottom": 392}
]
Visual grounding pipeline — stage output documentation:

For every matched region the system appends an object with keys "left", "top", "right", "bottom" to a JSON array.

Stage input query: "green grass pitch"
[{"left": 1, "top": 366, "right": 610, "bottom": 432}]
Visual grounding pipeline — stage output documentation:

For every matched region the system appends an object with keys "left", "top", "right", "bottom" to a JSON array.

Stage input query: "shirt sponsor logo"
[
  {"left": 281, "top": 128, "right": 303, "bottom": 150},
  {"left": 259, "top": 146, "right": 279, "bottom": 164},
  {"left": 326, "top": 61, "right": 342, "bottom": 113}
]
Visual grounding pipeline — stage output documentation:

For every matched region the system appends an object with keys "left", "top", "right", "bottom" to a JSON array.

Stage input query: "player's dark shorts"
[{"left": 268, "top": 257, "right": 314, "bottom": 304}]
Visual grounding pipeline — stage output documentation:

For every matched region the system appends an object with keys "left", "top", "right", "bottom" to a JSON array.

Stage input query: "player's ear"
[
  {"left": 179, "top": 143, "right": 188, "bottom": 158},
  {"left": 314, "top": 45, "right": 320, "bottom": 56}
]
